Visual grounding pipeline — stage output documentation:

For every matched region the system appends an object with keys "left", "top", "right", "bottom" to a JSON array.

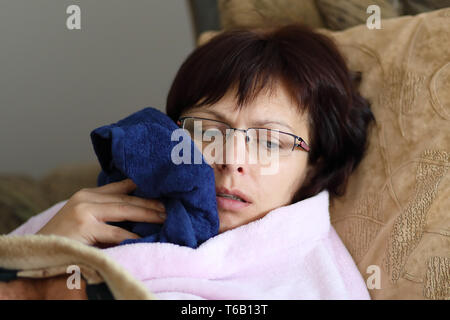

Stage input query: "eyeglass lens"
[{"left": 182, "top": 118, "right": 296, "bottom": 160}]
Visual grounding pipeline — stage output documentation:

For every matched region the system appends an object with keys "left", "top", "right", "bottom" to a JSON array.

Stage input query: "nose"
[
  {"left": 216, "top": 129, "right": 248, "bottom": 174},
  {"left": 218, "top": 163, "right": 245, "bottom": 174}
]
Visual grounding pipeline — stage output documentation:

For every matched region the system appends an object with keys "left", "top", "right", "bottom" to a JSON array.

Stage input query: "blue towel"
[{"left": 89, "top": 107, "right": 219, "bottom": 248}]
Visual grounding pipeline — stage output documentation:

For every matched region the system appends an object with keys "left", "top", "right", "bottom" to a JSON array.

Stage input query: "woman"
[{"left": 11, "top": 24, "right": 374, "bottom": 299}]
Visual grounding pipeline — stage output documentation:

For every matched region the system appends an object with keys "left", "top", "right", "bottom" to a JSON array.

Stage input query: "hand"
[{"left": 36, "top": 179, "right": 166, "bottom": 247}]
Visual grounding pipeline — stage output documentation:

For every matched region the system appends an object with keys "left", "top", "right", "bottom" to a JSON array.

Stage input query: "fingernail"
[
  {"left": 158, "top": 212, "right": 167, "bottom": 219},
  {"left": 157, "top": 203, "right": 165, "bottom": 211}
]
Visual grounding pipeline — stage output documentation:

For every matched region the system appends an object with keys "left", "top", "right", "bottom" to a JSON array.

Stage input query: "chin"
[
  {"left": 217, "top": 212, "right": 238, "bottom": 234},
  {"left": 218, "top": 224, "right": 233, "bottom": 234}
]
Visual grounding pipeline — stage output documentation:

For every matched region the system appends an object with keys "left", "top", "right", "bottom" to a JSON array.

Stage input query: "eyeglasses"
[{"left": 177, "top": 117, "right": 310, "bottom": 158}]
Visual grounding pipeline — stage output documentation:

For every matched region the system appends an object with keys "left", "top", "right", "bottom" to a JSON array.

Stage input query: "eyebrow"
[{"left": 187, "top": 109, "right": 295, "bottom": 132}]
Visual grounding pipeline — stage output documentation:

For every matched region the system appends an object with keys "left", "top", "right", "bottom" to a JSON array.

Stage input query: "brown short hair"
[{"left": 166, "top": 24, "right": 375, "bottom": 202}]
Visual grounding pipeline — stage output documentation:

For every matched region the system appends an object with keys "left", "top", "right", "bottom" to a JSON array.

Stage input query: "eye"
[
  {"left": 203, "top": 128, "right": 222, "bottom": 137},
  {"left": 268, "top": 141, "right": 279, "bottom": 149}
]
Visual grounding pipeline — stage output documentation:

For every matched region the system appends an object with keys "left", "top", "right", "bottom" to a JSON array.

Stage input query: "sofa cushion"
[
  {"left": 315, "top": 0, "right": 401, "bottom": 30},
  {"left": 0, "top": 175, "right": 51, "bottom": 234},
  {"left": 318, "top": 8, "right": 450, "bottom": 300},
  {"left": 402, "top": 0, "right": 450, "bottom": 14},
  {"left": 218, "top": 0, "right": 325, "bottom": 30},
  {"left": 0, "top": 163, "right": 100, "bottom": 234}
]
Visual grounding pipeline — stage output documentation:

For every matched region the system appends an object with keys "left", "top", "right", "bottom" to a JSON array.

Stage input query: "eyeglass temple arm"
[{"left": 295, "top": 138, "right": 310, "bottom": 152}]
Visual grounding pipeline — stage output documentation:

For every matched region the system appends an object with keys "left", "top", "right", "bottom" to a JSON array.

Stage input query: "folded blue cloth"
[{"left": 90, "top": 107, "right": 219, "bottom": 248}]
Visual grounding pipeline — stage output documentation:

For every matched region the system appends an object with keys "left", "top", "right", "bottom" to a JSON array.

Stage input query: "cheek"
[
  {"left": 284, "top": 155, "right": 309, "bottom": 198},
  {"left": 279, "top": 153, "right": 308, "bottom": 179},
  {"left": 257, "top": 156, "right": 308, "bottom": 203}
]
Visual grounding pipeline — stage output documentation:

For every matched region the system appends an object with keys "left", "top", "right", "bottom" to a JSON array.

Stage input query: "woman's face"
[{"left": 180, "top": 83, "right": 310, "bottom": 233}]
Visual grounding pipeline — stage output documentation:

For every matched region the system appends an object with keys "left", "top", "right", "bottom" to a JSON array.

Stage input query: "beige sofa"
[
  {"left": 1, "top": 0, "right": 449, "bottom": 299},
  {"left": 199, "top": 0, "right": 450, "bottom": 300}
]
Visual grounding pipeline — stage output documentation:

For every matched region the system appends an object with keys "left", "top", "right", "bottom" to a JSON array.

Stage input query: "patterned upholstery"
[
  {"left": 216, "top": 0, "right": 450, "bottom": 31},
  {"left": 319, "top": 10, "right": 450, "bottom": 299}
]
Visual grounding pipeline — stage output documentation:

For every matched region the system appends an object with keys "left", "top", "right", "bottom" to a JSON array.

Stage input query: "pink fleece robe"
[{"left": 10, "top": 190, "right": 370, "bottom": 300}]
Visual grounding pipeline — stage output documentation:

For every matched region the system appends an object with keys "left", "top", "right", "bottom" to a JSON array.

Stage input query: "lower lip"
[{"left": 216, "top": 196, "right": 251, "bottom": 211}]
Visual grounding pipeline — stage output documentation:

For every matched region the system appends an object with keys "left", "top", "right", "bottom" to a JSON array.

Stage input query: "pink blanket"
[{"left": 10, "top": 190, "right": 370, "bottom": 300}]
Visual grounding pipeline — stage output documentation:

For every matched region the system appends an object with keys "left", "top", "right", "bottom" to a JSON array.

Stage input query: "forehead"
[
  {"left": 186, "top": 82, "right": 306, "bottom": 124},
  {"left": 182, "top": 83, "right": 310, "bottom": 141}
]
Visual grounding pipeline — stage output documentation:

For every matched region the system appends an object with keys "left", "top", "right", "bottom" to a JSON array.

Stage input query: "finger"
[
  {"left": 94, "top": 179, "right": 137, "bottom": 195},
  {"left": 85, "top": 193, "right": 165, "bottom": 213},
  {"left": 92, "top": 202, "right": 166, "bottom": 223},
  {"left": 94, "top": 224, "right": 141, "bottom": 245}
]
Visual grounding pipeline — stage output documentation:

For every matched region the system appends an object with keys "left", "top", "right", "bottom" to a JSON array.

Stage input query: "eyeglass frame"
[{"left": 176, "top": 116, "right": 310, "bottom": 153}]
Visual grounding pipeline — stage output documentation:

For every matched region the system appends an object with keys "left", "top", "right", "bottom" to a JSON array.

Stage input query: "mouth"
[
  {"left": 216, "top": 193, "right": 247, "bottom": 202},
  {"left": 215, "top": 187, "right": 252, "bottom": 211},
  {"left": 216, "top": 187, "right": 251, "bottom": 202}
]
